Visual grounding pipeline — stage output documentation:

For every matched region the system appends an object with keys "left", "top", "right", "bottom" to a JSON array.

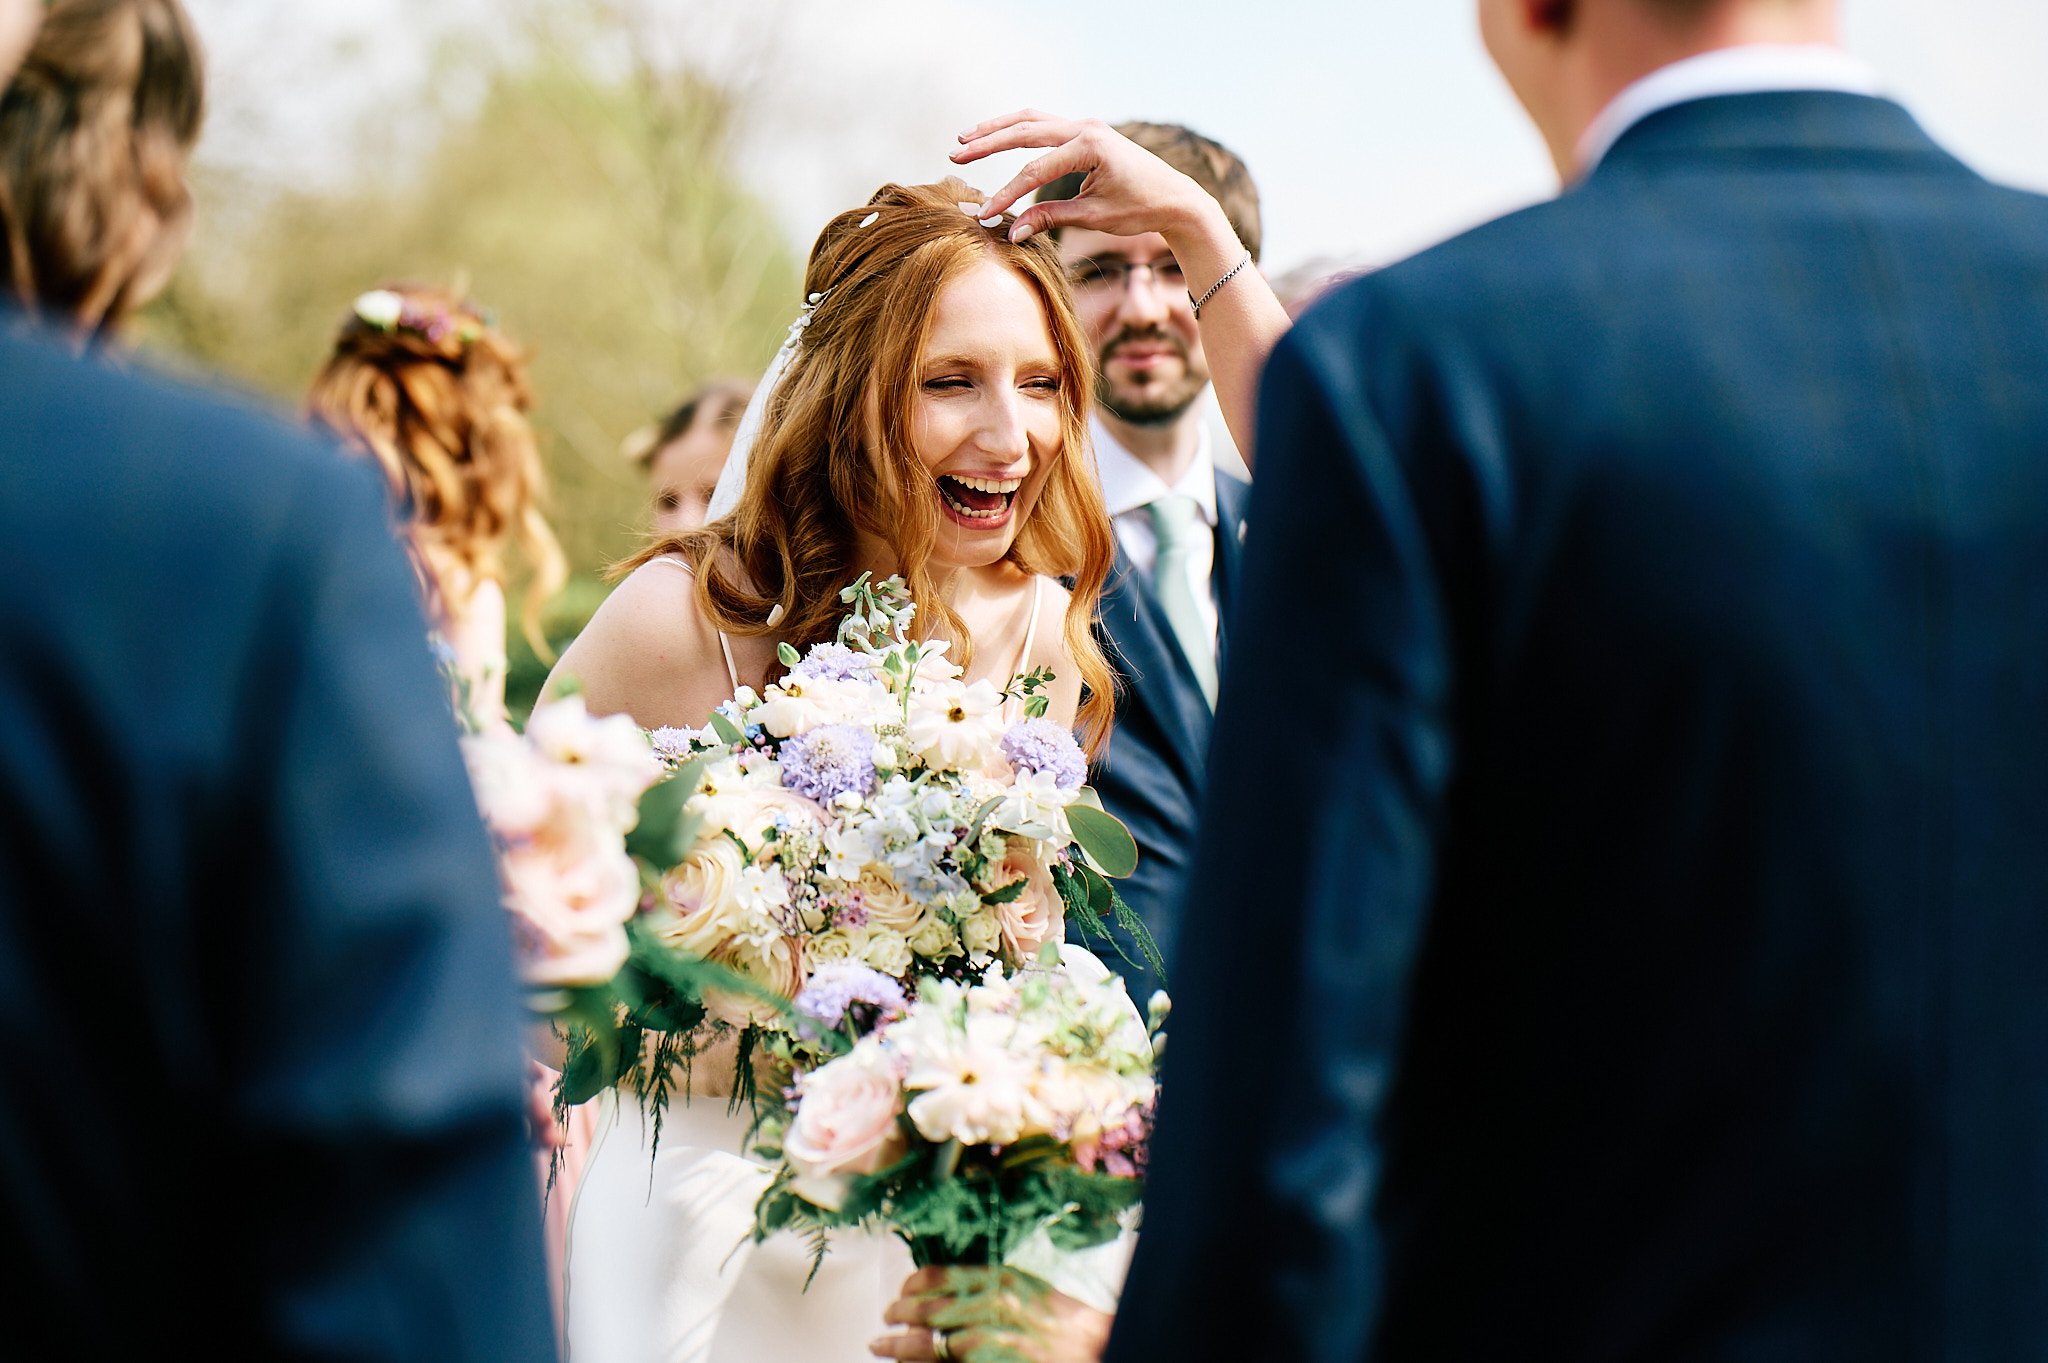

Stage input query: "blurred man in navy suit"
[
  {"left": 0, "top": 321, "right": 559, "bottom": 1362},
  {"left": 1034, "top": 125, "right": 1260, "bottom": 998},
  {"left": 1111, "top": 0, "right": 2048, "bottom": 1359}
]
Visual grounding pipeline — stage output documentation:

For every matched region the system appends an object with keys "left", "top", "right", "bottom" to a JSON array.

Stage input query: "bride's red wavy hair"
[{"left": 630, "top": 178, "right": 1116, "bottom": 753}]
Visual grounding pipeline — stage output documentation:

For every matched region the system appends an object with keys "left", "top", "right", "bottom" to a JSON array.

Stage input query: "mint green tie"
[{"left": 1148, "top": 494, "right": 1217, "bottom": 707}]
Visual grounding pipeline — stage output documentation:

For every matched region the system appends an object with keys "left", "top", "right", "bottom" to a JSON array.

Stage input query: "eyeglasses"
[{"left": 1066, "top": 255, "right": 1185, "bottom": 295}]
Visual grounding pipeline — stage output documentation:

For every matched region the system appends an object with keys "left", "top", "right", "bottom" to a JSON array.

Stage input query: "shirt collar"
[
  {"left": 1575, "top": 44, "right": 1884, "bottom": 179},
  {"left": 1091, "top": 414, "right": 1219, "bottom": 526}
]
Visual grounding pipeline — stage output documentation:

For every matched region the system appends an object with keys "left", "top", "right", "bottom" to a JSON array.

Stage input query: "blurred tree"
[{"left": 139, "top": 14, "right": 798, "bottom": 592}]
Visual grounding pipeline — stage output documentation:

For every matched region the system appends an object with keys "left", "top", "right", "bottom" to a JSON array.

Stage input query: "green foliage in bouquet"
[{"left": 753, "top": 1126, "right": 1145, "bottom": 1273}]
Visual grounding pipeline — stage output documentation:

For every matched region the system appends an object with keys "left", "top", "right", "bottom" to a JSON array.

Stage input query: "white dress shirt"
[
  {"left": 1092, "top": 414, "right": 1221, "bottom": 655},
  {"left": 1576, "top": 44, "right": 1885, "bottom": 178}
]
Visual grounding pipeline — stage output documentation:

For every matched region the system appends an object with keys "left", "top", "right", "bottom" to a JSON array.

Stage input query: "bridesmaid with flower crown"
[{"left": 308, "top": 284, "right": 569, "bottom": 725}]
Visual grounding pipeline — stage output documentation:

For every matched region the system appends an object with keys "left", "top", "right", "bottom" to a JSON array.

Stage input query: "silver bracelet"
[{"left": 1189, "top": 251, "right": 1252, "bottom": 319}]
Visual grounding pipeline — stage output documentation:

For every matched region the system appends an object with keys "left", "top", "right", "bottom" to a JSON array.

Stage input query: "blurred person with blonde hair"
[
  {"left": 308, "top": 284, "right": 568, "bottom": 724},
  {"left": 625, "top": 379, "right": 753, "bottom": 536},
  {"left": 0, "top": 0, "right": 202, "bottom": 339}
]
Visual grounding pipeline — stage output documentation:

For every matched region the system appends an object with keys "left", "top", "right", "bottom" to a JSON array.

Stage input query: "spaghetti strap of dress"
[
  {"left": 1001, "top": 576, "right": 1045, "bottom": 722},
  {"left": 647, "top": 553, "right": 741, "bottom": 694},
  {"left": 1015, "top": 575, "right": 1043, "bottom": 681}
]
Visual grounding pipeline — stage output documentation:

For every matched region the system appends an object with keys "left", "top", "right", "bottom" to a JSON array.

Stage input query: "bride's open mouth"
[{"left": 937, "top": 473, "right": 1022, "bottom": 530}]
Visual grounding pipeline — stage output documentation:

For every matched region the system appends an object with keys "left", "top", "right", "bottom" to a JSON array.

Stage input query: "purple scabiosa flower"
[
  {"left": 1000, "top": 718, "right": 1086, "bottom": 789},
  {"left": 780, "top": 723, "right": 877, "bottom": 803},
  {"left": 648, "top": 726, "right": 698, "bottom": 765},
  {"left": 793, "top": 643, "right": 873, "bottom": 684},
  {"left": 794, "top": 962, "right": 908, "bottom": 1027}
]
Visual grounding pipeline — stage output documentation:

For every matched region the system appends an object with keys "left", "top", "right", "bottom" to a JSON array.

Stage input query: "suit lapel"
[
  {"left": 1099, "top": 545, "right": 1209, "bottom": 783},
  {"left": 1211, "top": 471, "right": 1251, "bottom": 676}
]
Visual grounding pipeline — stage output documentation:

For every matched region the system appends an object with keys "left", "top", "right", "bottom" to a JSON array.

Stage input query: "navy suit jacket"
[
  {"left": 1083, "top": 471, "right": 1249, "bottom": 999},
  {"left": 0, "top": 327, "right": 556, "bottom": 1360},
  {"left": 1109, "top": 93, "right": 2048, "bottom": 1361}
]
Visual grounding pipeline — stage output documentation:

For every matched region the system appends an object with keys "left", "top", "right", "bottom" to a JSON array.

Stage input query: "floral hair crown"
[{"left": 352, "top": 289, "right": 486, "bottom": 348}]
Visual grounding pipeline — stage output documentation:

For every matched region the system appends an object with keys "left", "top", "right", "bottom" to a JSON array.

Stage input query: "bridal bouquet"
[
  {"left": 751, "top": 952, "right": 1164, "bottom": 1269},
  {"left": 545, "top": 574, "right": 1158, "bottom": 1112}
]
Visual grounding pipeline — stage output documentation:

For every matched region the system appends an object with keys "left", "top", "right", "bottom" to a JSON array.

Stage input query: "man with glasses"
[{"left": 1032, "top": 123, "right": 1265, "bottom": 998}]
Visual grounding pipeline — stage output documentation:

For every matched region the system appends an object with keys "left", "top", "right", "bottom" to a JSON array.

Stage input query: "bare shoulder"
[{"left": 543, "top": 558, "right": 733, "bottom": 730}]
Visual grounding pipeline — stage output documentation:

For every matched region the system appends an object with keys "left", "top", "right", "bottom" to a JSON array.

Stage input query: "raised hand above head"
[
  {"left": 953, "top": 110, "right": 1292, "bottom": 468},
  {"left": 955, "top": 111, "right": 1223, "bottom": 248}
]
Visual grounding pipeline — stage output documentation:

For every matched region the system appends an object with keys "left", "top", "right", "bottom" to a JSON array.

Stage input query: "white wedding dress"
[
  {"left": 563, "top": 1085, "right": 915, "bottom": 1363},
  {"left": 561, "top": 949, "right": 1139, "bottom": 1363}
]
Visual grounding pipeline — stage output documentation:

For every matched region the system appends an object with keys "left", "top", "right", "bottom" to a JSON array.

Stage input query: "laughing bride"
[{"left": 545, "top": 97, "right": 1299, "bottom": 1356}]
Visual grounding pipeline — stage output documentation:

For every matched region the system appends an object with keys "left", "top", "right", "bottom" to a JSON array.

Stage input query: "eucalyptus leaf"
[
  {"left": 1066, "top": 803, "right": 1139, "bottom": 878},
  {"left": 623, "top": 759, "right": 706, "bottom": 868},
  {"left": 708, "top": 710, "right": 746, "bottom": 747}
]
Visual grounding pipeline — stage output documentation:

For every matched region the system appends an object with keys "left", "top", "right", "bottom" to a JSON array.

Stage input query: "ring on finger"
[{"left": 933, "top": 1329, "right": 955, "bottom": 1362}]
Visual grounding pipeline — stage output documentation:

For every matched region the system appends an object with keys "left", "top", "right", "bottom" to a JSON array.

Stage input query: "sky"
[{"left": 182, "top": 0, "right": 2048, "bottom": 279}]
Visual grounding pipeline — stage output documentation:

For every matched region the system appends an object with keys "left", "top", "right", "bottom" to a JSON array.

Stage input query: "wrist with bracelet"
[{"left": 1189, "top": 250, "right": 1253, "bottom": 320}]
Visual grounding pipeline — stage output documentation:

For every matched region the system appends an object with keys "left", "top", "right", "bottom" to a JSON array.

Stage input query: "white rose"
[
  {"left": 806, "top": 927, "right": 865, "bottom": 967},
  {"left": 960, "top": 906, "right": 1002, "bottom": 958},
  {"left": 755, "top": 676, "right": 869, "bottom": 739},
  {"left": 648, "top": 838, "right": 749, "bottom": 957},
  {"left": 706, "top": 933, "right": 804, "bottom": 1028},
  {"left": 907, "top": 913, "right": 962, "bottom": 961},
  {"left": 860, "top": 927, "right": 914, "bottom": 977},
  {"left": 856, "top": 867, "right": 925, "bottom": 933}
]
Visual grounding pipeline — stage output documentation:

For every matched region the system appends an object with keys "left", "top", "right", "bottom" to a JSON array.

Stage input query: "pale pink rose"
[
  {"left": 523, "top": 695, "right": 663, "bottom": 829},
  {"left": 500, "top": 832, "right": 640, "bottom": 987},
  {"left": 648, "top": 838, "right": 749, "bottom": 958},
  {"left": 989, "top": 842, "right": 1063, "bottom": 962},
  {"left": 462, "top": 732, "right": 552, "bottom": 838},
  {"left": 784, "top": 1051, "right": 907, "bottom": 1210}
]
